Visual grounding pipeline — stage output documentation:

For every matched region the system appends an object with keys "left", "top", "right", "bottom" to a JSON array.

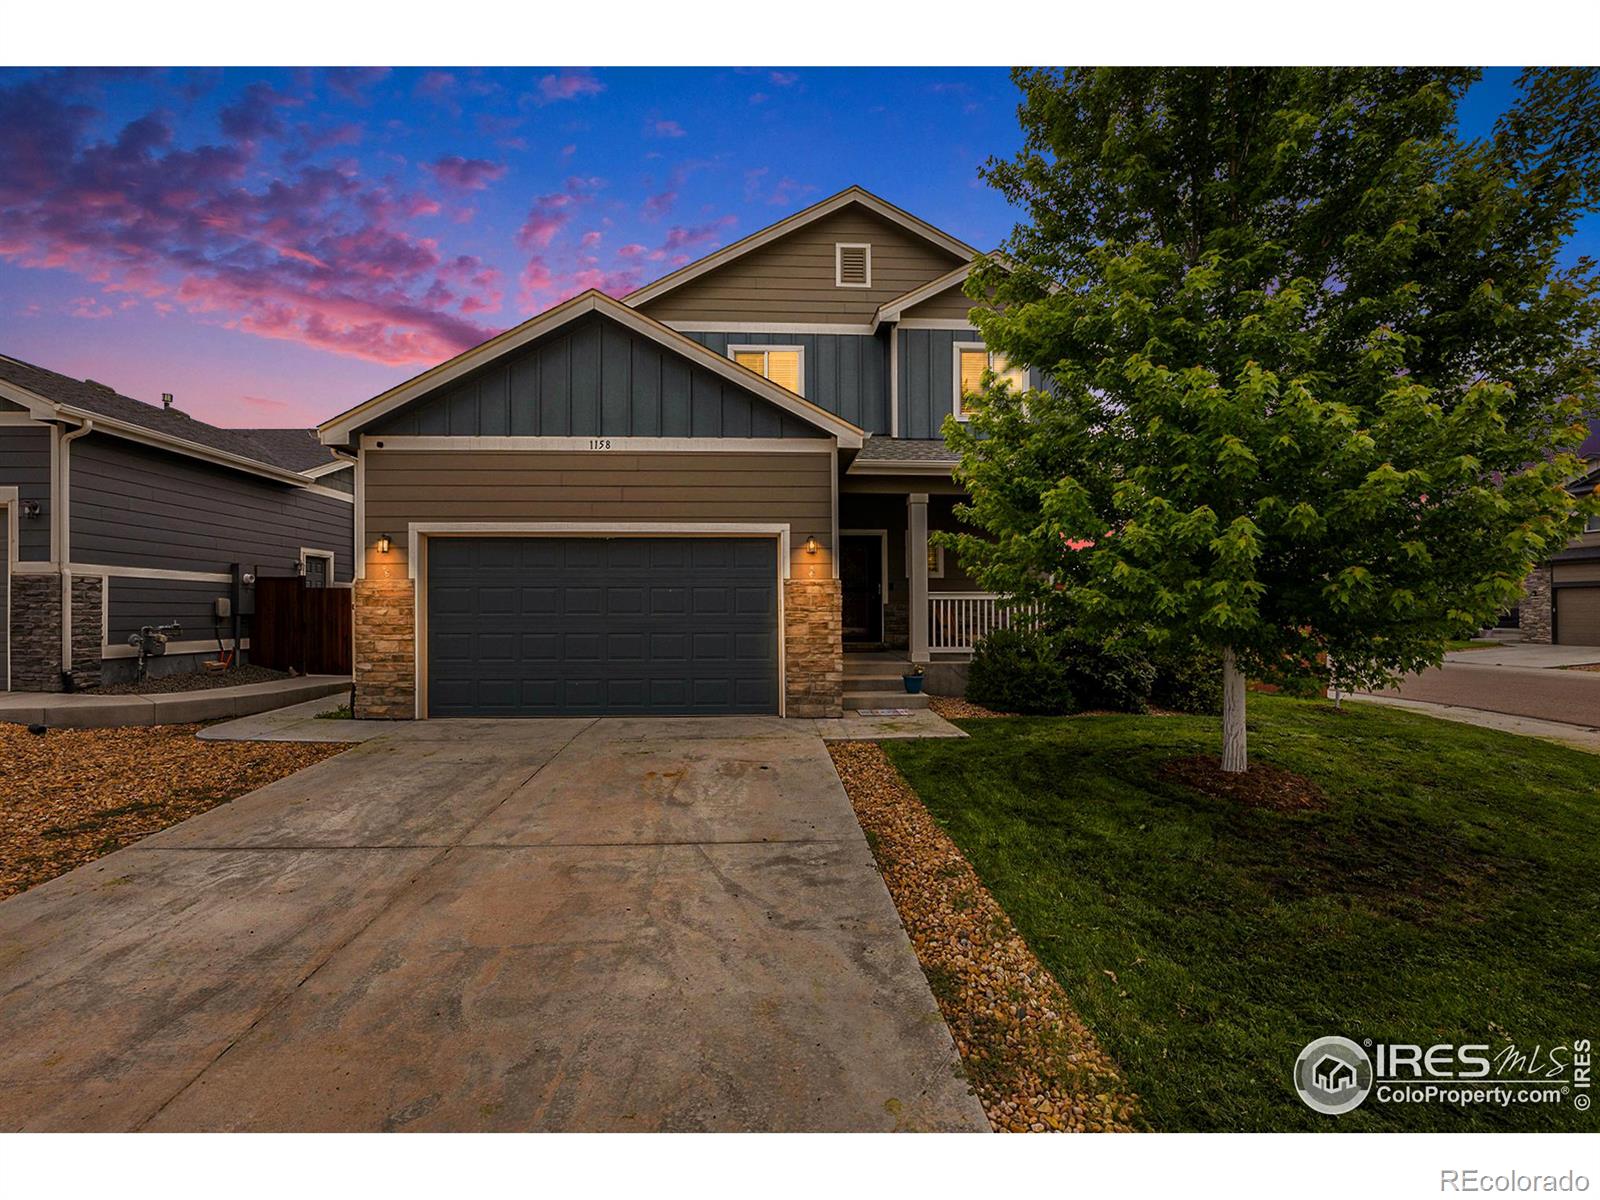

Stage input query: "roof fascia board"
[
  {"left": 872, "top": 261, "right": 977, "bottom": 332},
  {"left": 622, "top": 186, "right": 977, "bottom": 310},
  {"left": 320, "top": 291, "right": 864, "bottom": 448}
]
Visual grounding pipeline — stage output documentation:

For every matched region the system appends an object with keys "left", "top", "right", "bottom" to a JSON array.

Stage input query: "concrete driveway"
[{"left": 0, "top": 717, "right": 986, "bottom": 1132}]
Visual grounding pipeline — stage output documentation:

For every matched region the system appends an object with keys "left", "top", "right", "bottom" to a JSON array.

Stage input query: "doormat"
[{"left": 855, "top": 708, "right": 916, "bottom": 716}]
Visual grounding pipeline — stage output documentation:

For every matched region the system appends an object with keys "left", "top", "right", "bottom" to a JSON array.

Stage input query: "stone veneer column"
[
  {"left": 69, "top": 575, "right": 104, "bottom": 690},
  {"left": 784, "top": 577, "right": 843, "bottom": 718},
  {"left": 353, "top": 577, "right": 417, "bottom": 718},
  {"left": 9, "top": 573, "right": 63, "bottom": 691},
  {"left": 1521, "top": 566, "right": 1552, "bottom": 643}
]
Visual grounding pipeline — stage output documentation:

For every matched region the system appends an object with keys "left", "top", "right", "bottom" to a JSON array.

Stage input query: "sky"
[{"left": 0, "top": 66, "right": 1592, "bottom": 429}]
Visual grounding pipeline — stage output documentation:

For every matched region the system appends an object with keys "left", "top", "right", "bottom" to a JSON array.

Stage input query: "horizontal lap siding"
[
  {"left": 902, "top": 283, "right": 979, "bottom": 322},
  {"left": 635, "top": 205, "right": 967, "bottom": 324},
  {"left": 367, "top": 312, "right": 825, "bottom": 440},
  {"left": 0, "top": 425, "right": 53, "bottom": 560},
  {"left": 364, "top": 449, "right": 835, "bottom": 577},
  {"left": 106, "top": 576, "right": 232, "bottom": 644},
  {"left": 685, "top": 331, "right": 888, "bottom": 434},
  {"left": 70, "top": 435, "right": 353, "bottom": 581}
]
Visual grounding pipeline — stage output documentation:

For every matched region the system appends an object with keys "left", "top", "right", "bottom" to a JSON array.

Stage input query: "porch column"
[{"left": 908, "top": 492, "right": 929, "bottom": 662}]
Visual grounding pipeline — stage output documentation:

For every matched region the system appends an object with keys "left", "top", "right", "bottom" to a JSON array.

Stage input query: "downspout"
[{"left": 58, "top": 419, "right": 93, "bottom": 681}]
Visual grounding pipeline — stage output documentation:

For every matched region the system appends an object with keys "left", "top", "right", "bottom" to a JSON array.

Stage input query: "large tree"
[{"left": 947, "top": 67, "right": 1600, "bottom": 771}]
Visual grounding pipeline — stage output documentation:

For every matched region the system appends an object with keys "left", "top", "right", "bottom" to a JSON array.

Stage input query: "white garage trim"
[{"left": 408, "top": 521, "right": 792, "bottom": 720}]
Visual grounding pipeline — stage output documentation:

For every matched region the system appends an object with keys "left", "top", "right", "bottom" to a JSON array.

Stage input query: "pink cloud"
[
  {"left": 641, "top": 190, "right": 676, "bottom": 220},
  {"left": 324, "top": 68, "right": 389, "bottom": 104},
  {"left": 769, "top": 71, "right": 799, "bottom": 87},
  {"left": 517, "top": 176, "right": 601, "bottom": 250},
  {"left": 580, "top": 230, "right": 602, "bottom": 247},
  {"left": 616, "top": 243, "right": 646, "bottom": 259},
  {"left": 425, "top": 155, "right": 507, "bottom": 191},
  {"left": 0, "top": 77, "right": 502, "bottom": 367},
  {"left": 650, "top": 119, "right": 687, "bottom": 138},
  {"left": 536, "top": 70, "right": 603, "bottom": 104},
  {"left": 241, "top": 393, "right": 291, "bottom": 412},
  {"left": 69, "top": 296, "right": 113, "bottom": 319}
]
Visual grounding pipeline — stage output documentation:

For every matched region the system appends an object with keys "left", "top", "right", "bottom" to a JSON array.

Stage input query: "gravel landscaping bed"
[
  {"left": 88, "top": 665, "right": 292, "bottom": 695},
  {"left": 0, "top": 724, "right": 350, "bottom": 900},
  {"left": 828, "top": 740, "right": 1137, "bottom": 1133},
  {"left": 928, "top": 696, "right": 1013, "bottom": 719}
]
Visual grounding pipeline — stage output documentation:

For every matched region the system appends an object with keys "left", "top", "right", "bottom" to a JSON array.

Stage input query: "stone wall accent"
[
  {"left": 69, "top": 575, "right": 103, "bottom": 690},
  {"left": 9, "top": 573, "right": 63, "bottom": 691},
  {"left": 785, "top": 577, "right": 843, "bottom": 718},
  {"left": 1522, "top": 566, "right": 1552, "bottom": 643},
  {"left": 883, "top": 597, "right": 909, "bottom": 651},
  {"left": 353, "top": 576, "right": 416, "bottom": 718}
]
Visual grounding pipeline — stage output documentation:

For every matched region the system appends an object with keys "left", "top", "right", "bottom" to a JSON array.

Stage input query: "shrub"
[
  {"left": 1057, "top": 633, "right": 1156, "bottom": 713},
  {"left": 1149, "top": 649, "right": 1223, "bottom": 714},
  {"left": 966, "top": 626, "right": 1076, "bottom": 714}
]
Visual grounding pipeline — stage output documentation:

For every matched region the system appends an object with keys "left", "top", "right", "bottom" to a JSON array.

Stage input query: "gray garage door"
[
  {"left": 1556, "top": 586, "right": 1600, "bottom": 646},
  {"left": 427, "top": 536, "right": 779, "bottom": 717}
]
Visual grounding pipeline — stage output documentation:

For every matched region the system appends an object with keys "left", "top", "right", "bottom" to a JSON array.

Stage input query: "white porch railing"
[{"left": 927, "top": 592, "right": 1038, "bottom": 653}]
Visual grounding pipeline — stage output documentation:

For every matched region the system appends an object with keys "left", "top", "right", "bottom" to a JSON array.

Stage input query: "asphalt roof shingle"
[
  {"left": 855, "top": 437, "right": 960, "bottom": 464},
  {"left": 0, "top": 353, "right": 337, "bottom": 476}
]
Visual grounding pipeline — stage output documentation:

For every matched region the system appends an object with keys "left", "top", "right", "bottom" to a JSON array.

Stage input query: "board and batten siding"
[
  {"left": 367, "top": 312, "right": 826, "bottom": 441},
  {"left": 896, "top": 328, "right": 1044, "bottom": 440},
  {"left": 362, "top": 449, "right": 836, "bottom": 578},
  {"left": 69, "top": 434, "right": 353, "bottom": 582},
  {"left": 633, "top": 204, "right": 967, "bottom": 325},
  {"left": 0, "top": 424, "right": 53, "bottom": 560},
  {"left": 682, "top": 331, "right": 889, "bottom": 435}
]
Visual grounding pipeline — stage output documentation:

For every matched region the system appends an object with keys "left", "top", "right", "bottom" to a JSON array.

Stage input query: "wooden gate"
[{"left": 253, "top": 577, "right": 353, "bottom": 675}]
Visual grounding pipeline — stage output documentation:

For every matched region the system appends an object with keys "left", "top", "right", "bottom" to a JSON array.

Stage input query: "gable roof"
[
  {"left": 872, "top": 261, "right": 980, "bottom": 331},
  {"left": 622, "top": 186, "right": 978, "bottom": 311},
  {"left": 0, "top": 353, "right": 337, "bottom": 484},
  {"left": 318, "top": 289, "right": 865, "bottom": 447}
]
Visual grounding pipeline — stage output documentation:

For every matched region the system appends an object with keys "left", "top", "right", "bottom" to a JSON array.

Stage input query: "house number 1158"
[{"left": 588, "top": 438, "right": 613, "bottom": 450}]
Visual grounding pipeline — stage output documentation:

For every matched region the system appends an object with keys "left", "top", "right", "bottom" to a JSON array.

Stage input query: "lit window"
[
  {"left": 954, "top": 344, "right": 1027, "bottom": 419},
  {"left": 731, "top": 346, "right": 803, "bottom": 396},
  {"left": 928, "top": 544, "right": 945, "bottom": 578}
]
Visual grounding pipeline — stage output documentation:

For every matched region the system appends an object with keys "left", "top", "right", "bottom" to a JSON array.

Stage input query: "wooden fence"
[{"left": 252, "top": 577, "right": 352, "bottom": 675}]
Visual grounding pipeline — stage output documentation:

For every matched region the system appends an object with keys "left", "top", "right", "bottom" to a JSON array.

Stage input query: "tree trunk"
[{"left": 1221, "top": 647, "right": 1248, "bottom": 773}]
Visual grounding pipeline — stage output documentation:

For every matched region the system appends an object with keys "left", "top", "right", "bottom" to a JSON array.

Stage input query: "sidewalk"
[
  {"left": 1351, "top": 693, "right": 1600, "bottom": 754},
  {"left": 0, "top": 676, "right": 350, "bottom": 729}
]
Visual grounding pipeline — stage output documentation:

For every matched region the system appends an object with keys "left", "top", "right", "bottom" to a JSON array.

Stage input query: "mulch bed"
[
  {"left": 0, "top": 723, "right": 350, "bottom": 900},
  {"left": 89, "top": 665, "right": 291, "bottom": 695},
  {"left": 1159, "top": 754, "right": 1326, "bottom": 811},
  {"left": 828, "top": 741, "right": 1137, "bottom": 1133}
]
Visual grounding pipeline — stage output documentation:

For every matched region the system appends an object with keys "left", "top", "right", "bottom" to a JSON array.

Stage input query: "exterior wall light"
[
  {"left": 21, "top": 499, "right": 41, "bottom": 518},
  {"left": 377, "top": 533, "right": 392, "bottom": 554},
  {"left": 803, "top": 535, "right": 820, "bottom": 555}
]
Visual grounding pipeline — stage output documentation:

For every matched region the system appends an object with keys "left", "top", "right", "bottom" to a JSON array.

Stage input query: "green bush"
[
  {"left": 1149, "top": 649, "right": 1223, "bottom": 714},
  {"left": 1057, "top": 633, "right": 1156, "bottom": 713},
  {"left": 966, "top": 626, "right": 1076, "bottom": 714}
]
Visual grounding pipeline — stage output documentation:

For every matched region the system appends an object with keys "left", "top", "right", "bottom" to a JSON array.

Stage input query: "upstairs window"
[
  {"left": 954, "top": 344, "right": 1027, "bottom": 420},
  {"left": 730, "top": 346, "right": 804, "bottom": 396},
  {"left": 835, "top": 243, "right": 872, "bottom": 288}
]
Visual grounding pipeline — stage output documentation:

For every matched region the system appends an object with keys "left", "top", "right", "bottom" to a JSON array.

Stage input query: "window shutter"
[{"left": 836, "top": 244, "right": 870, "bottom": 287}]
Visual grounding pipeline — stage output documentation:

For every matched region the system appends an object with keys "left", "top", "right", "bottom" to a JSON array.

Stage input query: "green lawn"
[
  {"left": 883, "top": 696, "right": 1598, "bottom": 1132},
  {"left": 1445, "top": 638, "right": 1502, "bottom": 651}
]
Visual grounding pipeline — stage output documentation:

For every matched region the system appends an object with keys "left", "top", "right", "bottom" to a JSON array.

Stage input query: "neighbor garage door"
[
  {"left": 1556, "top": 586, "right": 1600, "bottom": 646},
  {"left": 426, "top": 536, "right": 779, "bottom": 717}
]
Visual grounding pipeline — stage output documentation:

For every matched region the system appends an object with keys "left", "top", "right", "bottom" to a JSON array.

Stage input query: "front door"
[{"left": 840, "top": 534, "right": 883, "bottom": 644}]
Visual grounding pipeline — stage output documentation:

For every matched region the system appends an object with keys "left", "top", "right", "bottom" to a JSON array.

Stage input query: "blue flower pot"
[{"left": 903, "top": 675, "right": 925, "bottom": 694}]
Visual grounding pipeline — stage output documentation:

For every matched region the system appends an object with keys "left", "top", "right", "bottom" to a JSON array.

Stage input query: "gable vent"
[{"left": 836, "top": 243, "right": 871, "bottom": 288}]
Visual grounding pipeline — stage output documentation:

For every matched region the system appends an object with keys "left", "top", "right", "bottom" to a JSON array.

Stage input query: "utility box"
[{"left": 214, "top": 596, "right": 231, "bottom": 620}]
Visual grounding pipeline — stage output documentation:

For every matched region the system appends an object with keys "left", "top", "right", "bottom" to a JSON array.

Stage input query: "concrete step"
[
  {"left": 845, "top": 660, "right": 911, "bottom": 678},
  {"left": 843, "top": 689, "right": 931, "bottom": 711}
]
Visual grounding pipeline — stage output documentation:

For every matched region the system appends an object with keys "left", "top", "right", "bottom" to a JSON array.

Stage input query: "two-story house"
[{"left": 320, "top": 186, "right": 1029, "bottom": 719}]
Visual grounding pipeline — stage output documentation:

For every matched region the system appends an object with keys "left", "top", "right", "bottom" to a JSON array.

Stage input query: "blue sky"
[{"left": 0, "top": 67, "right": 1590, "bottom": 427}]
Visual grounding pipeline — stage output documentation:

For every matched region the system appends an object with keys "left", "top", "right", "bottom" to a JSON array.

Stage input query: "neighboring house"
[
  {"left": 320, "top": 185, "right": 1035, "bottom": 720},
  {"left": 0, "top": 354, "right": 355, "bottom": 690},
  {"left": 1520, "top": 461, "right": 1600, "bottom": 644}
]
